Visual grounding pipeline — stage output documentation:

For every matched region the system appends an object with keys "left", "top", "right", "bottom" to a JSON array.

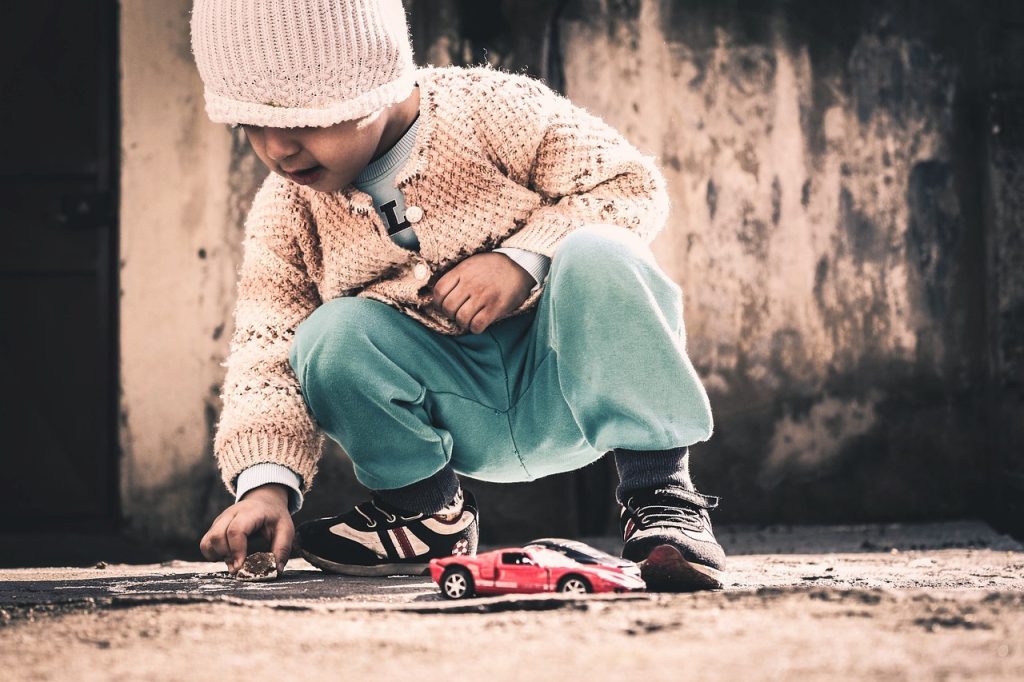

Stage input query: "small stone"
[
  {"left": 235, "top": 552, "right": 279, "bottom": 582},
  {"left": 94, "top": 561, "right": 107, "bottom": 569}
]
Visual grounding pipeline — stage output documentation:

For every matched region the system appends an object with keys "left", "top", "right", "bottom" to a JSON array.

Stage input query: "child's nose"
[{"left": 263, "top": 129, "right": 302, "bottom": 163}]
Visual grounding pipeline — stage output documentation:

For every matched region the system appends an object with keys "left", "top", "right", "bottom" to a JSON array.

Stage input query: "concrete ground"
[{"left": 2, "top": 521, "right": 1022, "bottom": 681}]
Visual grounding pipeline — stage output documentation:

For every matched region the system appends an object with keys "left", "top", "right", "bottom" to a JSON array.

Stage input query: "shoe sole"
[
  {"left": 301, "top": 549, "right": 429, "bottom": 577},
  {"left": 639, "top": 544, "right": 724, "bottom": 592}
]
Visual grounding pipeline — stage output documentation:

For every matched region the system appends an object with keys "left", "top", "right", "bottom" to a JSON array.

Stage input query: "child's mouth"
[{"left": 284, "top": 165, "right": 325, "bottom": 185}]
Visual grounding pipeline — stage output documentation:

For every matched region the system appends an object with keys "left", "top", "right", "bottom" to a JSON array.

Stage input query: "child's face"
[{"left": 241, "top": 110, "right": 388, "bottom": 193}]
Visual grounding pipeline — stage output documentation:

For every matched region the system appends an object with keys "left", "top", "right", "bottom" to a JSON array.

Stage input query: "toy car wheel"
[
  {"left": 557, "top": 575, "right": 591, "bottom": 594},
  {"left": 440, "top": 567, "right": 474, "bottom": 600}
]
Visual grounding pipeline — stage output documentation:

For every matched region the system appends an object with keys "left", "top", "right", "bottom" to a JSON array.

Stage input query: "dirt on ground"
[{"left": 2, "top": 521, "right": 1022, "bottom": 681}]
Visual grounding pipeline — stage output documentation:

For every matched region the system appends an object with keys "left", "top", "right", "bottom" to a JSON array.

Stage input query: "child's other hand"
[
  {"left": 431, "top": 252, "right": 535, "bottom": 334},
  {"left": 199, "top": 484, "right": 294, "bottom": 575}
]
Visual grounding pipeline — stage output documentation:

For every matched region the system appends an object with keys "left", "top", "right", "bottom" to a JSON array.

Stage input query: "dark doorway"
[
  {"left": 985, "top": 12, "right": 1024, "bottom": 540},
  {"left": 0, "top": 1, "right": 119, "bottom": 530}
]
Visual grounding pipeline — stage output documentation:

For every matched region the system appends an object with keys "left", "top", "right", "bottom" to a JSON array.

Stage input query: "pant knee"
[
  {"left": 551, "top": 224, "right": 680, "bottom": 297},
  {"left": 288, "top": 297, "right": 388, "bottom": 384},
  {"left": 552, "top": 224, "right": 655, "bottom": 279}
]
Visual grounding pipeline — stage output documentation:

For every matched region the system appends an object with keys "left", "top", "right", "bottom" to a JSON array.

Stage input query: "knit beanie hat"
[{"left": 190, "top": 0, "right": 417, "bottom": 128}]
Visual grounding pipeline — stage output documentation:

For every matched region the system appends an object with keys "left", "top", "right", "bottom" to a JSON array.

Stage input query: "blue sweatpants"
[{"left": 288, "top": 224, "right": 713, "bottom": 492}]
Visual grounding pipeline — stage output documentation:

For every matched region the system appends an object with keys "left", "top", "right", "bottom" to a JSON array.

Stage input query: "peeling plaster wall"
[
  {"left": 119, "top": 0, "right": 243, "bottom": 542},
  {"left": 554, "top": 0, "right": 990, "bottom": 522}
]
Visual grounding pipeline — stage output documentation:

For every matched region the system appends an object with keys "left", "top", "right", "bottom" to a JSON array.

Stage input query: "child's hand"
[
  {"left": 431, "top": 252, "right": 535, "bottom": 334},
  {"left": 199, "top": 484, "right": 294, "bottom": 575}
]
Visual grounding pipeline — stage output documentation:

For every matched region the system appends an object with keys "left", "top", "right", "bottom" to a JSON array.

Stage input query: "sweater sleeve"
[
  {"left": 480, "top": 73, "right": 671, "bottom": 258},
  {"left": 492, "top": 246, "right": 550, "bottom": 290},
  {"left": 213, "top": 173, "right": 324, "bottom": 497}
]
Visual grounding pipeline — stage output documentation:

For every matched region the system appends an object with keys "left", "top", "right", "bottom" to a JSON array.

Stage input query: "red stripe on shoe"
[
  {"left": 393, "top": 527, "right": 416, "bottom": 559},
  {"left": 624, "top": 519, "right": 636, "bottom": 540}
]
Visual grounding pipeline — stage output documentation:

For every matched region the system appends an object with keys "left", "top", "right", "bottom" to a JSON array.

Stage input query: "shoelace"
[
  {"left": 354, "top": 498, "right": 423, "bottom": 528},
  {"left": 627, "top": 501, "right": 706, "bottom": 532}
]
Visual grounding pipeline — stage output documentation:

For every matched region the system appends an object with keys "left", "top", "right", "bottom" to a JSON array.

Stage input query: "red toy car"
[{"left": 430, "top": 546, "right": 646, "bottom": 599}]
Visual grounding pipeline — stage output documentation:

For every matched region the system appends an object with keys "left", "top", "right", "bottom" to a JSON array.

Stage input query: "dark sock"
[
  {"left": 432, "top": 488, "right": 464, "bottom": 521},
  {"left": 375, "top": 463, "right": 461, "bottom": 515},
  {"left": 613, "top": 446, "right": 695, "bottom": 504}
]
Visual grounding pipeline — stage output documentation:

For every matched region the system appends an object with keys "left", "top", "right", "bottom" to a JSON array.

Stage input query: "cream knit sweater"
[{"left": 215, "top": 64, "right": 671, "bottom": 496}]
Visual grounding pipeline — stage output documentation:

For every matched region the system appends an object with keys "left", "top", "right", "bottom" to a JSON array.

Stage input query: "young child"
[{"left": 192, "top": 0, "right": 724, "bottom": 591}]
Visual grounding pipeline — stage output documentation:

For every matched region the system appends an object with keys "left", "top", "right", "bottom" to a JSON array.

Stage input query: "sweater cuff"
[
  {"left": 498, "top": 211, "right": 579, "bottom": 258},
  {"left": 493, "top": 247, "right": 551, "bottom": 292},
  {"left": 217, "top": 432, "right": 321, "bottom": 499},
  {"left": 235, "top": 463, "right": 304, "bottom": 514}
]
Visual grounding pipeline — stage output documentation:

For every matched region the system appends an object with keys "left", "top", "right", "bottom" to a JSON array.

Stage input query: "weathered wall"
[
  {"left": 119, "top": 0, "right": 243, "bottom": 543},
  {"left": 553, "top": 0, "right": 991, "bottom": 524},
  {"left": 118, "top": 0, "right": 1017, "bottom": 546},
  {"left": 408, "top": 0, "right": 1006, "bottom": 527}
]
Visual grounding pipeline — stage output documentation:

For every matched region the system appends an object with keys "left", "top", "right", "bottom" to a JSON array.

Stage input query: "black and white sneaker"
[
  {"left": 619, "top": 486, "right": 725, "bottom": 591},
  {"left": 297, "top": 491, "right": 479, "bottom": 577}
]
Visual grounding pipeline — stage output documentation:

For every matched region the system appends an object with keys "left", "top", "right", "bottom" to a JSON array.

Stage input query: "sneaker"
[
  {"left": 297, "top": 490, "right": 479, "bottom": 576},
  {"left": 619, "top": 486, "right": 725, "bottom": 591}
]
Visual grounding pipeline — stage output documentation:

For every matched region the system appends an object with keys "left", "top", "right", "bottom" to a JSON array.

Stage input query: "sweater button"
[
  {"left": 413, "top": 263, "right": 429, "bottom": 280},
  {"left": 406, "top": 205, "right": 424, "bottom": 223}
]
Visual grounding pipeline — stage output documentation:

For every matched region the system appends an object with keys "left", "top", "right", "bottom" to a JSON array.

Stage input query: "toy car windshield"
[
  {"left": 526, "top": 539, "right": 627, "bottom": 565},
  {"left": 516, "top": 548, "right": 578, "bottom": 568}
]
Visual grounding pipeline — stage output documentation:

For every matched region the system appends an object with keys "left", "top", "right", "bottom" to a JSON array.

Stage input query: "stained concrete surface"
[{"left": 2, "top": 521, "right": 1022, "bottom": 680}]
